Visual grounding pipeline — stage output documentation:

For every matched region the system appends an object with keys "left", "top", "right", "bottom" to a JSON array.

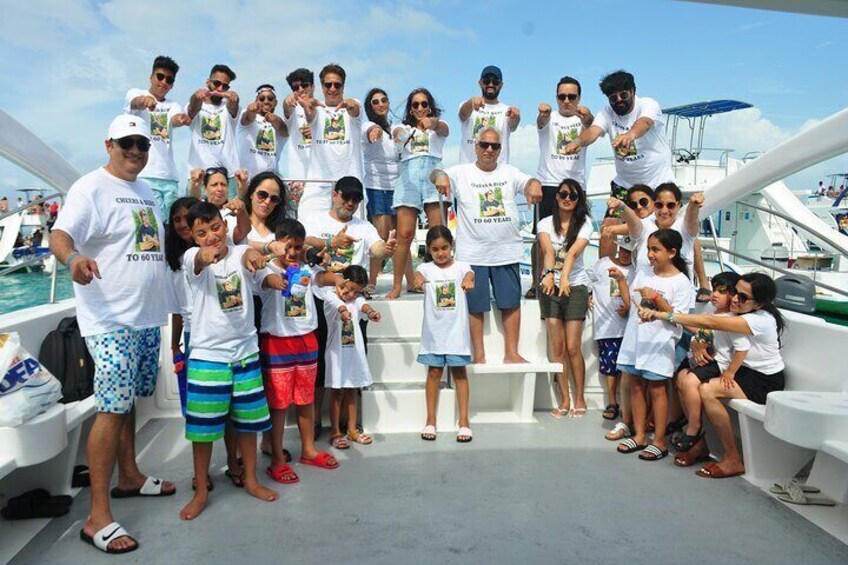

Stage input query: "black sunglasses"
[
  {"left": 205, "top": 166, "right": 228, "bottom": 177},
  {"left": 557, "top": 93, "right": 578, "bottom": 102},
  {"left": 339, "top": 192, "right": 363, "bottom": 203},
  {"left": 729, "top": 288, "right": 753, "bottom": 304},
  {"left": 557, "top": 191, "right": 579, "bottom": 201},
  {"left": 478, "top": 141, "right": 502, "bottom": 151},
  {"left": 155, "top": 72, "right": 175, "bottom": 85},
  {"left": 255, "top": 190, "right": 281, "bottom": 204},
  {"left": 209, "top": 79, "right": 230, "bottom": 91},
  {"left": 412, "top": 100, "right": 430, "bottom": 109},
  {"left": 323, "top": 81, "right": 343, "bottom": 90},
  {"left": 291, "top": 82, "right": 312, "bottom": 91},
  {"left": 257, "top": 95, "right": 276, "bottom": 102},
  {"left": 371, "top": 96, "right": 388, "bottom": 105},
  {"left": 654, "top": 201, "right": 679, "bottom": 211},
  {"left": 113, "top": 137, "right": 151, "bottom": 152},
  {"left": 607, "top": 90, "right": 632, "bottom": 104},
  {"left": 482, "top": 77, "right": 502, "bottom": 87},
  {"left": 628, "top": 197, "right": 651, "bottom": 210}
]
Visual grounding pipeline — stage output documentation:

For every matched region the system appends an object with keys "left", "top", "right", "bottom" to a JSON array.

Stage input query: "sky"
[{"left": 1, "top": 0, "right": 846, "bottom": 202}]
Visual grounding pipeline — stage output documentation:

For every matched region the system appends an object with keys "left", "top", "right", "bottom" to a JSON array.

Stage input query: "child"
[
  {"left": 258, "top": 219, "right": 341, "bottom": 483},
  {"left": 672, "top": 272, "right": 749, "bottom": 466},
  {"left": 179, "top": 202, "right": 286, "bottom": 520},
  {"left": 614, "top": 228, "right": 693, "bottom": 461},
  {"left": 587, "top": 234, "right": 634, "bottom": 425},
  {"left": 413, "top": 226, "right": 475, "bottom": 443},
  {"left": 314, "top": 265, "right": 381, "bottom": 449}
]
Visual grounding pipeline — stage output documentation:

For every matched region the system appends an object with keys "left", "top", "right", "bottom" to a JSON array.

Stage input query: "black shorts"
[
  {"left": 734, "top": 366, "right": 785, "bottom": 405},
  {"left": 676, "top": 358, "right": 722, "bottom": 382}
]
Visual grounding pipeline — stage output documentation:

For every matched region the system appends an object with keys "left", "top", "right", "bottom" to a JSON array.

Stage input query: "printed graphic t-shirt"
[
  {"left": 591, "top": 96, "right": 674, "bottom": 189},
  {"left": 187, "top": 102, "right": 240, "bottom": 176},
  {"left": 283, "top": 104, "right": 312, "bottom": 180},
  {"left": 124, "top": 90, "right": 183, "bottom": 181},
  {"left": 444, "top": 163, "right": 530, "bottom": 266},
  {"left": 53, "top": 168, "right": 168, "bottom": 337},
  {"left": 416, "top": 261, "right": 472, "bottom": 356},
  {"left": 394, "top": 123, "right": 448, "bottom": 161},
  {"left": 536, "top": 113, "right": 586, "bottom": 186},
  {"left": 536, "top": 216, "right": 593, "bottom": 287},
  {"left": 587, "top": 257, "right": 635, "bottom": 340},
  {"left": 459, "top": 101, "right": 513, "bottom": 164},
  {"left": 238, "top": 112, "right": 286, "bottom": 179},
  {"left": 361, "top": 121, "right": 399, "bottom": 191},
  {"left": 313, "top": 285, "right": 372, "bottom": 389},
  {"left": 259, "top": 262, "right": 319, "bottom": 336},
  {"left": 302, "top": 214, "right": 382, "bottom": 272}
]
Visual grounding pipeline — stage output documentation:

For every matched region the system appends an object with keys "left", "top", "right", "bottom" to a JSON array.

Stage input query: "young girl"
[
  {"left": 413, "top": 226, "right": 475, "bottom": 443},
  {"left": 610, "top": 222, "right": 694, "bottom": 462},
  {"left": 315, "top": 265, "right": 381, "bottom": 449},
  {"left": 537, "top": 179, "right": 593, "bottom": 419},
  {"left": 388, "top": 88, "right": 450, "bottom": 300}
]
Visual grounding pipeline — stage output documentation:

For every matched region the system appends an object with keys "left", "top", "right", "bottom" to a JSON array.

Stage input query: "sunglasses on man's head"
[
  {"left": 557, "top": 191, "right": 579, "bottom": 201},
  {"left": 113, "top": 137, "right": 151, "bottom": 152},
  {"left": 481, "top": 77, "right": 501, "bottom": 87},
  {"left": 209, "top": 79, "right": 230, "bottom": 91},
  {"left": 607, "top": 90, "right": 632, "bottom": 104},
  {"left": 412, "top": 101, "right": 430, "bottom": 110},
  {"left": 628, "top": 197, "right": 651, "bottom": 210},
  {"left": 155, "top": 72, "right": 175, "bottom": 85},
  {"left": 557, "top": 93, "right": 578, "bottom": 102},
  {"left": 291, "top": 82, "right": 311, "bottom": 91},
  {"left": 323, "top": 81, "right": 343, "bottom": 90},
  {"left": 371, "top": 96, "right": 388, "bottom": 105},
  {"left": 255, "top": 190, "right": 281, "bottom": 204},
  {"left": 205, "top": 166, "right": 228, "bottom": 177},
  {"left": 478, "top": 141, "right": 502, "bottom": 151},
  {"left": 654, "top": 201, "right": 679, "bottom": 211}
]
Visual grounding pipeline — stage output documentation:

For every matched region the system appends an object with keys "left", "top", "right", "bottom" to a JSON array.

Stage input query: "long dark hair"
[
  {"left": 243, "top": 171, "right": 287, "bottom": 232},
  {"left": 552, "top": 178, "right": 591, "bottom": 251},
  {"left": 402, "top": 88, "right": 441, "bottom": 127},
  {"left": 165, "top": 197, "right": 200, "bottom": 271},
  {"left": 647, "top": 228, "right": 689, "bottom": 279},
  {"left": 654, "top": 182, "right": 682, "bottom": 203},
  {"left": 740, "top": 272, "right": 785, "bottom": 337},
  {"left": 364, "top": 88, "right": 391, "bottom": 134},
  {"left": 423, "top": 225, "right": 453, "bottom": 263}
]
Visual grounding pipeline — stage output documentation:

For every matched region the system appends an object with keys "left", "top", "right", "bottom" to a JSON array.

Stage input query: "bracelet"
[
  {"left": 65, "top": 251, "right": 81, "bottom": 267},
  {"left": 668, "top": 312, "right": 676, "bottom": 324},
  {"left": 262, "top": 242, "right": 270, "bottom": 255},
  {"left": 325, "top": 235, "right": 333, "bottom": 250},
  {"left": 542, "top": 269, "right": 555, "bottom": 278}
]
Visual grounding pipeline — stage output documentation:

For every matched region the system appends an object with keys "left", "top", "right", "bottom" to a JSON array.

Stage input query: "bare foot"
[
  {"left": 503, "top": 354, "right": 529, "bottom": 364},
  {"left": 179, "top": 491, "right": 208, "bottom": 521},
  {"left": 385, "top": 286, "right": 402, "bottom": 300},
  {"left": 472, "top": 356, "right": 486, "bottom": 364},
  {"left": 713, "top": 458, "right": 745, "bottom": 476},
  {"left": 83, "top": 518, "right": 138, "bottom": 552},
  {"left": 244, "top": 481, "right": 278, "bottom": 502}
]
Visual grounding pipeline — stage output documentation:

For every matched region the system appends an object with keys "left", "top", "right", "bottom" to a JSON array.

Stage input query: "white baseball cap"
[
  {"left": 617, "top": 235, "right": 635, "bottom": 252},
  {"left": 106, "top": 114, "right": 151, "bottom": 141}
]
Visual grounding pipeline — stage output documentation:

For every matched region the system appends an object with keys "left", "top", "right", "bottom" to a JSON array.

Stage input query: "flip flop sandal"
[
  {"left": 769, "top": 480, "right": 821, "bottom": 495},
  {"left": 407, "top": 287, "right": 425, "bottom": 294},
  {"left": 80, "top": 521, "right": 138, "bottom": 554},
  {"left": 266, "top": 463, "right": 300, "bottom": 484},
  {"left": 617, "top": 438, "right": 647, "bottom": 454},
  {"left": 606, "top": 422, "right": 633, "bottom": 441},
  {"left": 110, "top": 476, "right": 175, "bottom": 498},
  {"left": 602, "top": 404, "right": 620, "bottom": 421},
  {"left": 347, "top": 431, "right": 373, "bottom": 445},
  {"left": 775, "top": 483, "right": 836, "bottom": 506},
  {"left": 550, "top": 407, "right": 571, "bottom": 419},
  {"left": 330, "top": 434, "right": 351, "bottom": 450},
  {"left": 72, "top": 465, "right": 90, "bottom": 488},
  {"left": 524, "top": 288, "right": 537, "bottom": 300},
  {"left": 421, "top": 425, "right": 437, "bottom": 441},
  {"left": 456, "top": 427, "right": 473, "bottom": 443},
  {"left": 299, "top": 451, "right": 339, "bottom": 469},
  {"left": 639, "top": 444, "right": 669, "bottom": 461},
  {"left": 191, "top": 476, "right": 215, "bottom": 492},
  {"left": 224, "top": 469, "right": 245, "bottom": 488},
  {"left": 569, "top": 408, "right": 587, "bottom": 419},
  {"left": 1, "top": 489, "right": 72, "bottom": 520},
  {"left": 664, "top": 416, "right": 688, "bottom": 437},
  {"left": 674, "top": 450, "right": 711, "bottom": 467},
  {"left": 695, "top": 462, "right": 743, "bottom": 479},
  {"left": 672, "top": 428, "right": 705, "bottom": 452}
]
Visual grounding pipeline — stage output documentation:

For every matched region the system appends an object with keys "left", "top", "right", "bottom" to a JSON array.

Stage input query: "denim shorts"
[
  {"left": 417, "top": 353, "right": 472, "bottom": 367},
  {"left": 617, "top": 363, "right": 669, "bottom": 382},
  {"left": 393, "top": 156, "right": 443, "bottom": 210},
  {"left": 466, "top": 263, "right": 521, "bottom": 313},
  {"left": 366, "top": 188, "right": 396, "bottom": 217}
]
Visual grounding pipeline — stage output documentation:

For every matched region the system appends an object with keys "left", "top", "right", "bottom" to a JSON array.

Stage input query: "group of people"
[{"left": 49, "top": 58, "right": 789, "bottom": 555}]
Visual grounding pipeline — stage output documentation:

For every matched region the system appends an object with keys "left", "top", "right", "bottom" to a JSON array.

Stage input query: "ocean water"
[{"left": 0, "top": 270, "right": 75, "bottom": 316}]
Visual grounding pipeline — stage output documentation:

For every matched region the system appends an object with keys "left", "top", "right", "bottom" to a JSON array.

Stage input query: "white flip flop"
[
  {"left": 456, "top": 427, "right": 473, "bottom": 443},
  {"left": 80, "top": 521, "right": 138, "bottom": 554}
]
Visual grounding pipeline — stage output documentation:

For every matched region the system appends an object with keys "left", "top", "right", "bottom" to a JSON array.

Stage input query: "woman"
[
  {"left": 387, "top": 88, "right": 449, "bottom": 300},
  {"left": 243, "top": 171, "right": 287, "bottom": 255},
  {"left": 598, "top": 184, "right": 653, "bottom": 259},
  {"left": 638, "top": 272, "right": 786, "bottom": 478},
  {"left": 361, "top": 88, "right": 413, "bottom": 293},
  {"left": 537, "top": 179, "right": 593, "bottom": 418},
  {"left": 188, "top": 166, "right": 250, "bottom": 244}
]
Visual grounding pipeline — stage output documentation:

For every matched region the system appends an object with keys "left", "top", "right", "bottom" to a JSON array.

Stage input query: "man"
[
  {"left": 431, "top": 128, "right": 542, "bottom": 364},
  {"left": 282, "top": 68, "right": 315, "bottom": 215},
  {"left": 125, "top": 55, "right": 190, "bottom": 219},
  {"left": 186, "top": 64, "right": 241, "bottom": 199},
  {"left": 458, "top": 65, "right": 520, "bottom": 165},
  {"left": 527, "top": 76, "right": 594, "bottom": 298},
  {"left": 302, "top": 176, "right": 396, "bottom": 440},
  {"left": 50, "top": 115, "right": 174, "bottom": 554},
  {"left": 238, "top": 84, "right": 289, "bottom": 179},
  {"left": 564, "top": 69, "right": 673, "bottom": 194},
  {"left": 294, "top": 64, "right": 362, "bottom": 222},
  {"left": 0, "top": 196, "right": 8, "bottom": 214}
]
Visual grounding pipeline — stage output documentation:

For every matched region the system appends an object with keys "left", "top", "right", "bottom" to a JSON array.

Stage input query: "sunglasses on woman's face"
[
  {"left": 654, "top": 201, "right": 679, "bottom": 211},
  {"left": 257, "top": 95, "right": 276, "bottom": 103},
  {"left": 412, "top": 100, "right": 430, "bottom": 109},
  {"left": 730, "top": 288, "right": 753, "bottom": 304},
  {"left": 557, "top": 191, "right": 579, "bottom": 201},
  {"left": 255, "top": 190, "right": 281, "bottom": 204},
  {"left": 628, "top": 197, "right": 650, "bottom": 210},
  {"left": 371, "top": 97, "right": 388, "bottom": 105}
]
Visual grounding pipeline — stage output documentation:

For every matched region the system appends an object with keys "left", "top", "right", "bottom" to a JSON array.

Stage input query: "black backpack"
[{"left": 38, "top": 317, "right": 94, "bottom": 403}]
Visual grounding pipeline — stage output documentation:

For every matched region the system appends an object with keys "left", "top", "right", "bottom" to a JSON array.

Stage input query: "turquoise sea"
[{"left": 0, "top": 270, "right": 75, "bottom": 316}]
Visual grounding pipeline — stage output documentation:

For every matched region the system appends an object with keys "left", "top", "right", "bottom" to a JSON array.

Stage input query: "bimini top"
[{"left": 662, "top": 100, "right": 753, "bottom": 118}]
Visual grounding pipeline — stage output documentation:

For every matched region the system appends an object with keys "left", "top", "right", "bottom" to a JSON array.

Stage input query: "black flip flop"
[
  {"left": 72, "top": 465, "right": 90, "bottom": 488},
  {"left": 1, "top": 489, "right": 72, "bottom": 520}
]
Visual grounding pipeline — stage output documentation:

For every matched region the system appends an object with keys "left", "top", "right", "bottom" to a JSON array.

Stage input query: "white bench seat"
[{"left": 467, "top": 360, "right": 563, "bottom": 424}]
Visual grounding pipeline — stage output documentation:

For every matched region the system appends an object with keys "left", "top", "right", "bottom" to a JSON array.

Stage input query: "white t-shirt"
[
  {"left": 445, "top": 163, "right": 530, "bottom": 266},
  {"left": 187, "top": 102, "right": 240, "bottom": 176},
  {"left": 690, "top": 312, "right": 751, "bottom": 373},
  {"left": 536, "top": 113, "right": 586, "bottom": 186},
  {"left": 124, "top": 90, "right": 183, "bottom": 181},
  {"left": 259, "top": 262, "right": 318, "bottom": 336},
  {"left": 587, "top": 257, "right": 634, "bottom": 340},
  {"left": 53, "top": 168, "right": 169, "bottom": 337},
  {"left": 617, "top": 271, "right": 693, "bottom": 377},
  {"left": 302, "top": 214, "right": 382, "bottom": 273},
  {"left": 741, "top": 309, "right": 785, "bottom": 374},
  {"left": 167, "top": 265, "right": 193, "bottom": 335},
  {"left": 361, "top": 121, "right": 399, "bottom": 191},
  {"left": 536, "top": 215, "right": 593, "bottom": 287},
  {"left": 246, "top": 226, "right": 274, "bottom": 244},
  {"left": 283, "top": 105, "right": 312, "bottom": 179},
  {"left": 394, "top": 123, "right": 448, "bottom": 161},
  {"left": 459, "top": 101, "right": 512, "bottom": 164},
  {"left": 314, "top": 285, "right": 372, "bottom": 389},
  {"left": 238, "top": 112, "right": 285, "bottom": 179},
  {"left": 182, "top": 245, "right": 269, "bottom": 363},
  {"left": 633, "top": 217, "right": 696, "bottom": 281},
  {"left": 591, "top": 96, "right": 673, "bottom": 188},
  {"left": 416, "top": 261, "right": 472, "bottom": 356}
]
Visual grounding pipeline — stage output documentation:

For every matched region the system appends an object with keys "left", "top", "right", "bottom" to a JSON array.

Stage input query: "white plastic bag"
[{"left": 0, "top": 332, "right": 63, "bottom": 426}]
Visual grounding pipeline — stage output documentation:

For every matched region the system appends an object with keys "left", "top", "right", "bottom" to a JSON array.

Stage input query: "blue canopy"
[{"left": 662, "top": 100, "right": 752, "bottom": 118}]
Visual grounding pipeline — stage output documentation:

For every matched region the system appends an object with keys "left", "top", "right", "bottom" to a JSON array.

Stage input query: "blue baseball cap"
[{"left": 480, "top": 65, "right": 503, "bottom": 80}]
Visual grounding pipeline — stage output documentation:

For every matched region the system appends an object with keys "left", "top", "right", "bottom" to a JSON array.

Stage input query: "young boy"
[
  {"left": 179, "top": 202, "right": 285, "bottom": 520},
  {"left": 259, "top": 219, "right": 340, "bottom": 483}
]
